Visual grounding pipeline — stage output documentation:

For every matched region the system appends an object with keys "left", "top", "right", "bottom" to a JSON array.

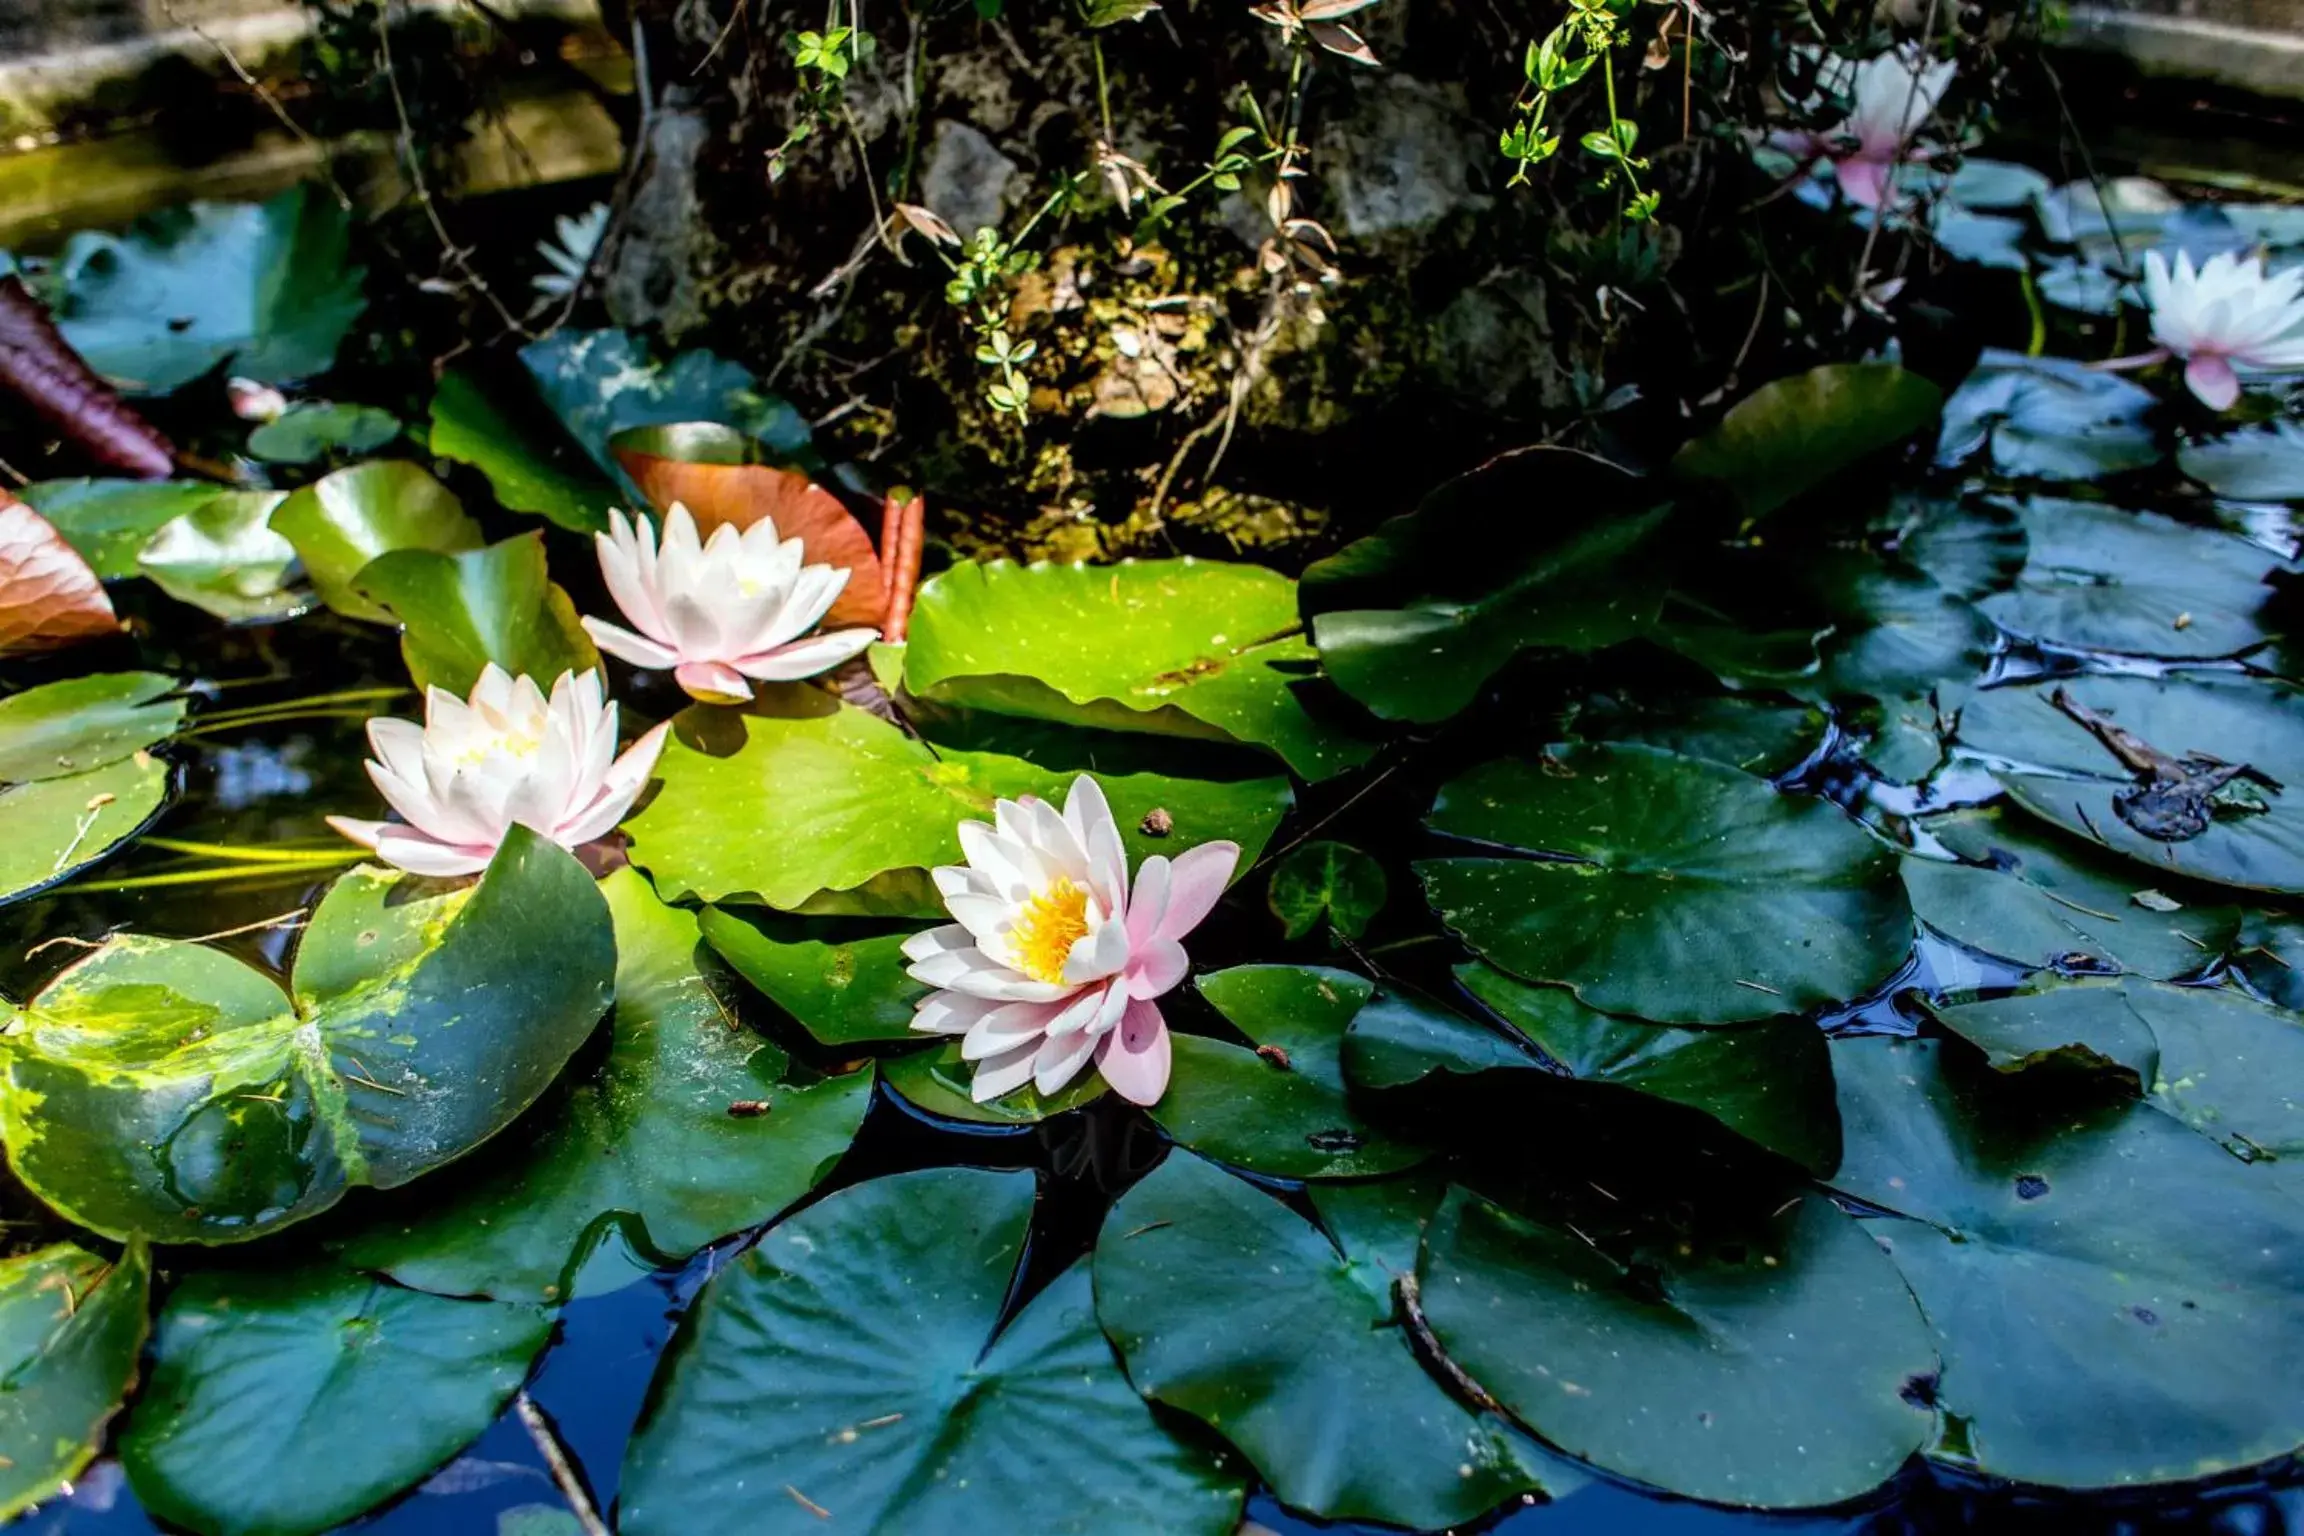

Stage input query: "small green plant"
[
  {"left": 1501, "top": 0, "right": 1660, "bottom": 222},
  {"left": 768, "top": 18, "right": 867, "bottom": 182},
  {"left": 900, "top": 177, "right": 1088, "bottom": 425}
]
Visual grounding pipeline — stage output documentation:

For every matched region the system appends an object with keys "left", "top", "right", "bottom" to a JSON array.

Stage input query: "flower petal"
[
  {"left": 1095, "top": 996, "right": 1172, "bottom": 1105},
  {"left": 1154, "top": 840, "right": 1240, "bottom": 942},
  {"left": 584, "top": 616, "right": 682, "bottom": 672},
  {"left": 969, "top": 1040, "right": 1041, "bottom": 1103},
  {"left": 2185, "top": 354, "right": 2242, "bottom": 411}
]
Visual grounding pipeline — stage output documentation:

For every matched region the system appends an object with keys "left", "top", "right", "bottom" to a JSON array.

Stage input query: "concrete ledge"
[{"left": 2058, "top": 5, "right": 2304, "bottom": 102}]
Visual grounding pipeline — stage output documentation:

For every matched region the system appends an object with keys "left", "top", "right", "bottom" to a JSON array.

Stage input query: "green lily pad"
[
  {"left": 246, "top": 402, "right": 402, "bottom": 465},
  {"left": 1885, "top": 491, "right": 2029, "bottom": 600},
  {"left": 354, "top": 533, "right": 600, "bottom": 696},
  {"left": 1298, "top": 447, "right": 1672, "bottom": 723},
  {"left": 1457, "top": 961, "right": 1839, "bottom": 1172},
  {"left": 1905, "top": 806, "right": 2236, "bottom": 979},
  {"left": 879, "top": 1041, "right": 1109, "bottom": 1124},
  {"left": 338, "top": 870, "right": 872, "bottom": 1302},
  {"left": 1926, "top": 976, "right": 2304, "bottom": 1158},
  {"left": 1950, "top": 674, "right": 2304, "bottom": 896},
  {"left": 268, "top": 460, "right": 483, "bottom": 624},
  {"left": 15, "top": 480, "right": 224, "bottom": 578},
  {"left": 1343, "top": 982, "right": 1554, "bottom": 1088},
  {"left": 1419, "top": 744, "right": 1908, "bottom": 1024},
  {"left": 0, "top": 1241, "right": 150, "bottom": 1522},
  {"left": 1416, "top": 1184, "right": 1936, "bottom": 1507},
  {"left": 1831, "top": 1034, "right": 2304, "bottom": 1488},
  {"left": 1806, "top": 557, "right": 1996, "bottom": 702},
  {"left": 624, "top": 690, "right": 1289, "bottom": 912},
  {"left": 620, "top": 1167, "right": 1245, "bottom": 1536},
  {"left": 426, "top": 366, "right": 618, "bottom": 534},
  {"left": 1979, "top": 498, "right": 2285, "bottom": 659},
  {"left": 520, "top": 329, "right": 811, "bottom": 492},
  {"left": 0, "top": 672, "right": 180, "bottom": 783},
  {"left": 904, "top": 558, "right": 1372, "bottom": 780},
  {"left": 2180, "top": 420, "right": 2304, "bottom": 503},
  {"left": 1150, "top": 965, "right": 1425, "bottom": 1179},
  {"left": 698, "top": 907, "right": 926, "bottom": 1046},
  {"left": 1936, "top": 351, "right": 2159, "bottom": 483},
  {"left": 137, "top": 489, "right": 303, "bottom": 621},
  {"left": 2236, "top": 910, "right": 2304, "bottom": 1011},
  {"left": 0, "top": 827, "right": 614, "bottom": 1243},
  {"left": 1561, "top": 692, "right": 1827, "bottom": 777},
  {"left": 0, "top": 751, "right": 171, "bottom": 903},
  {"left": 1094, "top": 1155, "right": 1569, "bottom": 1528},
  {"left": 1673, "top": 362, "right": 1944, "bottom": 520},
  {"left": 119, "top": 1261, "right": 551, "bottom": 1536},
  {"left": 1266, "top": 839, "right": 1386, "bottom": 940},
  {"left": 51, "top": 184, "right": 365, "bottom": 394}
]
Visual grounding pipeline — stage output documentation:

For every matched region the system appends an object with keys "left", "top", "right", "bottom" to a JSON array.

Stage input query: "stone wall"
[{"left": 2065, "top": 0, "right": 2304, "bottom": 99}]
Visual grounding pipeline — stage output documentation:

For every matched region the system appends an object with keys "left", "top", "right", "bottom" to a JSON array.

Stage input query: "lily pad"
[
  {"left": 1419, "top": 744, "right": 1908, "bottom": 1024},
  {"left": 1150, "top": 965, "right": 1426, "bottom": 1179},
  {"left": 1904, "top": 806, "right": 2236, "bottom": 979},
  {"left": 16, "top": 479, "right": 224, "bottom": 578},
  {"left": 0, "top": 750, "right": 170, "bottom": 903},
  {"left": 1416, "top": 1184, "right": 1936, "bottom": 1508},
  {"left": 268, "top": 461, "right": 482, "bottom": 624},
  {"left": 620, "top": 1167, "right": 1245, "bottom": 1536},
  {"left": 904, "top": 558, "right": 1372, "bottom": 780},
  {"left": 0, "top": 671, "right": 180, "bottom": 783},
  {"left": 1673, "top": 362, "right": 1944, "bottom": 520},
  {"left": 120, "top": 1261, "right": 551, "bottom": 1536},
  {"left": 880, "top": 1042, "right": 1108, "bottom": 1124},
  {"left": 246, "top": 402, "right": 402, "bottom": 465},
  {"left": 354, "top": 533, "right": 600, "bottom": 696},
  {"left": 698, "top": 906, "right": 926, "bottom": 1046},
  {"left": 1343, "top": 982, "right": 1555, "bottom": 1088},
  {"left": 1266, "top": 839, "right": 1386, "bottom": 940},
  {"left": 1886, "top": 491, "right": 2029, "bottom": 600},
  {"left": 0, "top": 827, "right": 615, "bottom": 1243},
  {"left": 2180, "top": 420, "right": 2304, "bottom": 503},
  {"left": 338, "top": 871, "right": 872, "bottom": 1303},
  {"left": 520, "top": 329, "right": 811, "bottom": 493},
  {"left": 0, "top": 1241, "right": 150, "bottom": 1522},
  {"left": 1831, "top": 1034, "right": 2304, "bottom": 1488},
  {"left": 51, "top": 185, "right": 365, "bottom": 394},
  {"left": 1298, "top": 447, "right": 1672, "bottom": 723},
  {"left": 2236, "top": 910, "right": 2304, "bottom": 1011},
  {"left": 1094, "top": 1155, "right": 1568, "bottom": 1529},
  {"left": 624, "top": 689, "right": 1288, "bottom": 912},
  {"left": 1807, "top": 557, "right": 1997, "bottom": 702},
  {"left": 1979, "top": 498, "right": 2285, "bottom": 659},
  {"left": 1937, "top": 351, "right": 2159, "bottom": 483},
  {"left": 137, "top": 489, "right": 302, "bottom": 621},
  {"left": 427, "top": 366, "right": 618, "bottom": 534},
  {"left": 1561, "top": 692, "right": 1827, "bottom": 777}
]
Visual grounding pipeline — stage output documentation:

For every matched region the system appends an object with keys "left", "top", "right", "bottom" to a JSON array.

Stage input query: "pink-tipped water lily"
[
  {"left": 327, "top": 665, "right": 668, "bottom": 877},
  {"left": 903, "top": 775, "right": 1240, "bottom": 1107},
  {"left": 1777, "top": 46, "right": 1954, "bottom": 209},
  {"left": 2133, "top": 249, "right": 2304, "bottom": 411},
  {"left": 581, "top": 502, "right": 880, "bottom": 704}
]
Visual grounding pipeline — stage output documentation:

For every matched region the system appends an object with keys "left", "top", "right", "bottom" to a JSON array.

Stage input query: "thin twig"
[
  {"left": 1841, "top": 0, "right": 1942, "bottom": 330},
  {"left": 514, "top": 1392, "right": 612, "bottom": 1536}
]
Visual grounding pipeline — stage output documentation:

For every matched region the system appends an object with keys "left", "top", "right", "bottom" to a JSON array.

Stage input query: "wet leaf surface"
[
  {"left": 354, "top": 534, "right": 600, "bottom": 697},
  {"left": 0, "top": 672, "right": 180, "bottom": 784},
  {"left": 1673, "top": 361, "right": 1944, "bottom": 519},
  {"left": 269, "top": 461, "right": 483, "bottom": 625},
  {"left": 1937, "top": 351, "right": 2159, "bottom": 483},
  {"left": 0, "top": 1241, "right": 149, "bottom": 1522}
]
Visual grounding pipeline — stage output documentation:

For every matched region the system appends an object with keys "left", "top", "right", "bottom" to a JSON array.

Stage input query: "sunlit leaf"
[
  {"left": 1673, "top": 363, "right": 1943, "bottom": 520},
  {"left": 354, "top": 533, "right": 600, "bottom": 696},
  {"left": 268, "top": 460, "right": 482, "bottom": 624},
  {"left": 0, "top": 498, "right": 119, "bottom": 653},
  {"left": 0, "top": 1241, "right": 149, "bottom": 1522}
]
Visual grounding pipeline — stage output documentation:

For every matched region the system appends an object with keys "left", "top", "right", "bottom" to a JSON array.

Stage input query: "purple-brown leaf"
[{"left": 0, "top": 279, "right": 175, "bottom": 479}]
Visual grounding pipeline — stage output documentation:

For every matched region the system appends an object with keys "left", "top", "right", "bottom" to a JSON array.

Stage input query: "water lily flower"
[
  {"left": 1776, "top": 46, "right": 1955, "bottom": 209},
  {"left": 903, "top": 775, "right": 1240, "bottom": 1107},
  {"left": 582, "top": 502, "right": 880, "bottom": 704},
  {"left": 225, "top": 378, "right": 287, "bottom": 423},
  {"left": 2134, "top": 249, "right": 2304, "bottom": 411},
  {"left": 327, "top": 665, "right": 668, "bottom": 878}
]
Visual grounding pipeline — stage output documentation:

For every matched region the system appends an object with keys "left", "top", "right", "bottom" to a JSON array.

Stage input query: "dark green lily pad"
[
  {"left": 0, "top": 672, "right": 180, "bottom": 783},
  {"left": 698, "top": 907, "right": 925, "bottom": 1046},
  {"left": 621, "top": 1167, "right": 1245, "bottom": 1536},
  {"left": 1937, "top": 351, "right": 2159, "bottom": 483},
  {"left": 0, "top": 1241, "right": 150, "bottom": 1522},
  {"left": 880, "top": 1042, "right": 1108, "bottom": 1124},
  {"left": 1905, "top": 806, "right": 2236, "bottom": 978},
  {"left": 0, "top": 827, "right": 614, "bottom": 1243},
  {"left": 1673, "top": 362, "right": 1944, "bottom": 520},
  {"left": 1885, "top": 491, "right": 2029, "bottom": 600},
  {"left": 246, "top": 402, "right": 402, "bottom": 465},
  {"left": 2236, "top": 910, "right": 2304, "bottom": 1011},
  {"left": 1299, "top": 448, "right": 1672, "bottom": 723},
  {"left": 1457, "top": 961, "right": 1839, "bottom": 1172},
  {"left": 1343, "top": 982, "right": 1551, "bottom": 1088},
  {"left": 1267, "top": 839, "right": 1386, "bottom": 940},
  {"left": 1094, "top": 1155, "right": 1571, "bottom": 1529},
  {"left": 268, "top": 461, "right": 482, "bottom": 625},
  {"left": 1149, "top": 965, "right": 1425, "bottom": 1179},
  {"left": 2182, "top": 420, "right": 2304, "bottom": 504},
  {"left": 50, "top": 185, "right": 365, "bottom": 394},
  {"left": 1979, "top": 498, "right": 2285, "bottom": 659},
  {"left": 120, "top": 1261, "right": 551, "bottom": 1536},
  {"left": 0, "top": 750, "right": 170, "bottom": 903},
  {"left": 15, "top": 480, "right": 222, "bottom": 579},
  {"left": 354, "top": 534, "right": 600, "bottom": 696},
  {"left": 624, "top": 689, "right": 1288, "bottom": 913},
  {"left": 1561, "top": 692, "right": 1827, "bottom": 778},
  {"left": 137, "top": 490, "right": 303, "bottom": 621},
  {"left": 904, "top": 558, "right": 1373, "bottom": 780},
  {"left": 1416, "top": 1184, "right": 1936, "bottom": 1507},
  {"left": 339, "top": 871, "right": 872, "bottom": 1302},
  {"left": 426, "top": 366, "right": 619, "bottom": 534},
  {"left": 1807, "top": 557, "right": 1997, "bottom": 702},
  {"left": 520, "top": 329, "right": 811, "bottom": 494},
  {"left": 1831, "top": 1034, "right": 2304, "bottom": 1488},
  {"left": 1419, "top": 744, "right": 1908, "bottom": 1024}
]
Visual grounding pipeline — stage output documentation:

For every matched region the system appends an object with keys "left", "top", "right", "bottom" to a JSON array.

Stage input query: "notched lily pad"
[
  {"left": 698, "top": 906, "right": 926, "bottom": 1046},
  {"left": 1937, "top": 351, "right": 2159, "bottom": 483},
  {"left": 0, "top": 1240, "right": 150, "bottom": 1522},
  {"left": 1673, "top": 361, "right": 1944, "bottom": 520}
]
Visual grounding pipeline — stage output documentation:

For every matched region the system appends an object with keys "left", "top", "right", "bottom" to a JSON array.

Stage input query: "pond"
[{"left": 2, "top": 12, "right": 2304, "bottom": 1536}]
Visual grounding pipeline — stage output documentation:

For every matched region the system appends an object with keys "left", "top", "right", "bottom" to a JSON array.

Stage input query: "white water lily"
[
  {"left": 1781, "top": 46, "right": 1955, "bottom": 209},
  {"left": 2137, "top": 249, "right": 2304, "bottom": 410},
  {"left": 903, "top": 775, "right": 1240, "bottom": 1107},
  {"left": 582, "top": 502, "right": 880, "bottom": 704},
  {"left": 327, "top": 666, "right": 668, "bottom": 877}
]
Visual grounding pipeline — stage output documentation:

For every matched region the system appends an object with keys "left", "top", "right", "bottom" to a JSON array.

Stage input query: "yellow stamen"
[{"left": 1010, "top": 877, "right": 1091, "bottom": 985}]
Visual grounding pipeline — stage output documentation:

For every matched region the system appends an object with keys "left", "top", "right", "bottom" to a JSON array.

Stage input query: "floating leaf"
[
  {"left": 621, "top": 1168, "right": 1245, "bottom": 1536},
  {"left": 1342, "top": 982, "right": 1553, "bottom": 1088},
  {"left": 1266, "top": 839, "right": 1386, "bottom": 940},
  {"left": 2236, "top": 910, "right": 2304, "bottom": 1011},
  {"left": 0, "top": 827, "right": 614, "bottom": 1243},
  {"left": 0, "top": 751, "right": 169, "bottom": 904},
  {"left": 0, "top": 498, "right": 119, "bottom": 653},
  {"left": 426, "top": 365, "right": 618, "bottom": 534},
  {"left": 1150, "top": 965, "right": 1425, "bottom": 1179},
  {"left": 1937, "top": 351, "right": 2158, "bottom": 483},
  {"left": 354, "top": 534, "right": 600, "bottom": 696},
  {"left": 1561, "top": 692, "right": 1826, "bottom": 777},
  {"left": 903, "top": 559, "right": 1373, "bottom": 780},
  {"left": 1417, "top": 1185, "right": 1935, "bottom": 1507},
  {"left": 1095, "top": 1156, "right": 1569, "bottom": 1528},
  {"left": 268, "top": 460, "right": 482, "bottom": 624},
  {"left": 1419, "top": 745, "right": 1907, "bottom": 1024},
  {"left": 1673, "top": 363, "right": 1943, "bottom": 520},
  {"left": 2180, "top": 420, "right": 2304, "bottom": 503},
  {"left": 697, "top": 907, "right": 925, "bottom": 1046},
  {"left": 50, "top": 185, "right": 365, "bottom": 394},
  {"left": 520, "top": 329, "right": 811, "bottom": 493},
  {"left": 120, "top": 1261, "right": 550, "bottom": 1536},
  {"left": 246, "top": 402, "right": 401, "bottom": 465},
  {"left": 1885, "top": 491, "right": 2029, "bottom": 600},
  {"left": 0, "top": 671, "right": 180, "bottom": 784},
  {"left": 137, "top": 489, "right": 303, "bottom": 621},
  {"left": 17, "top": 479, "right": 224, "bottom": 578},
  {"left": 0, "top": 277, "right": 174, "bottom": 476},
  {"left": 0, "top": 1241, "right": 150, "bottom": 1522},
  {"left": 880, "top": 1041, "right": 1108, "bottom": 1124},
  {"left": 1831, "top": 1034, "right": 2304, "bottom": 1488}
]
